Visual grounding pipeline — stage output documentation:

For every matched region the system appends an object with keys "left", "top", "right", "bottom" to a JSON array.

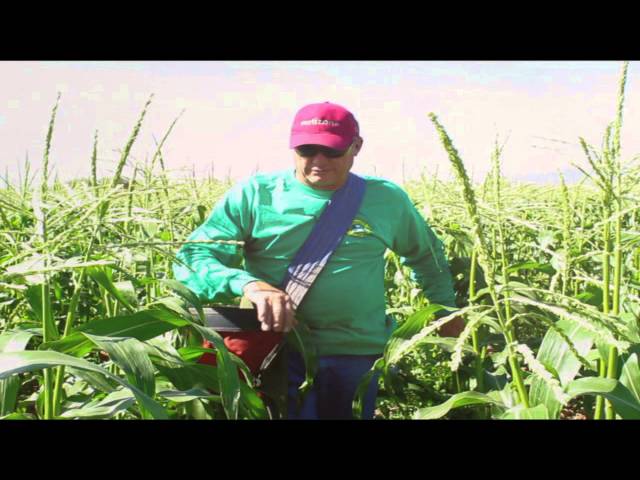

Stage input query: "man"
[{"left": 173, "top": 101, "right": 462, "bottom": 419}]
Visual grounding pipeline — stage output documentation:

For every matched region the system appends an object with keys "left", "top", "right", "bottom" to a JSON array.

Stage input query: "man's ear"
[{"left": 353, "top": 136, "right": 364, "bottom": 156}]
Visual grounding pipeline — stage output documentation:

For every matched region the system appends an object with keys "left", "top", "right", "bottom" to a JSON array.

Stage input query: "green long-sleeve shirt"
[{"left": 173, "top": 168, "right": 456, "bottom": 356}]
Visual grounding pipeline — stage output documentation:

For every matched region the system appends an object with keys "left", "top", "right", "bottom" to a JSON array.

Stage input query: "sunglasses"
[{"left": 295, "top": 143, "right": 353, "bottom": 158}]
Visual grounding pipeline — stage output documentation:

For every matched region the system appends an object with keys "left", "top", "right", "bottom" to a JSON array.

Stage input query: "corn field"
[{"left": 1, "top": 62, "right": 639, "bottom": 420}]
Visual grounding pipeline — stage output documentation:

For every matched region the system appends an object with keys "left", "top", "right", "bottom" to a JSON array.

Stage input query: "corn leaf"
[
  {"left": 67, "top": 367, "right": 117, "bottom": 393},
  {"left": 25, "top": 284, "right": 58, "bottom": 341},
  {"left": 238, "top": 382, "right": 269, "bottom": 420},
  {"left": 87, "top": 266, "right": 135, "bottom": 313},
  {"left": 3, "top": 255, "right": 114, "bottom": 279},
  {"left": 81, "top": 333, "right": 156, "bottom": 419},
  {"left": 620, "top": 353, "right": 640, "bottom": 402},
  {"left": 286, "top": 323, "right": 317, "bottom": 402},
  {"left": 0, "top": 330, "right": 34, "bottom": 416},
  {"left": 60, "top": 388, "right": 135, "bottom": 419},
  {"left": 157, "top": 388, "right": 218, "bottom": 403},
  {"left": 0, "top": 375, "right": 20, "bottom": 417},
  {"left": 190, "top": 323, "right": 241, "bottom": 420},
  {"left": 113, "top": 280, "right": 138, "bottom": 310},
  {"left": 352, "top": 357, "right": 384, "bottom": 419},
  {"left": 177, "top": 346, "right": 217, "bottom": 363},
  {"left": 155, "top": 362, "right": 219, "bottom": 391},
  {"left": 161, "top": 279, "right": 204, "bottom": 322},
  {"left": 386, "top": 304, "right": 445, "bottom": 351},
  {"left": 529, "top": 318, "right": 595, "bottom": 418},
  {"left": 565, "top": 377, "right": 640, "bottom": 419},
  {"left": 386, "top": 305, "right": 476, "bottom": 366},
  {"left": 413, "top": 391, "right": 504, "bottom": 420},
  {"left": 42, "top": 308, "right": 190, "bottom": 357},
  {"left": 499, "top": 404, "right": 550, "bottom": 419},
  {"left": 0, "top": 350, "right": 167, "bottom": 419}
]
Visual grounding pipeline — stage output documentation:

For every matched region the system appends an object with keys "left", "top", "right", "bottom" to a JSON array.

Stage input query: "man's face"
[{"left": 294, "top": 137, "right": 362, "bottom": 191}]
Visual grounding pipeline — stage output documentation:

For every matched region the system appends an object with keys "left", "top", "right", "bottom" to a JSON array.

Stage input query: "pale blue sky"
[{"left": 1, "top": 61, "right": 638, "bottom": 185}]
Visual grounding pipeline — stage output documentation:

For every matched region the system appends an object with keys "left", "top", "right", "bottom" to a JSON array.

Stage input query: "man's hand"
[
  {"left": 242, "top": 281, "right": 298, "bottom": 333},
  {"left": 437, "top": 315, "right": 465, "bottom": 337}
]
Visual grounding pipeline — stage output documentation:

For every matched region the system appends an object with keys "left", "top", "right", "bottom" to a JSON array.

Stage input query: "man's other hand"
[{"left": 437, "top": 315, "right": 465, "bottom": 337}]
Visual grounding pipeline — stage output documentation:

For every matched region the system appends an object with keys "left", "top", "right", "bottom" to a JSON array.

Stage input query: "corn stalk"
[{"left": 429, "top": 113, "right": 529, "bottom": 408}]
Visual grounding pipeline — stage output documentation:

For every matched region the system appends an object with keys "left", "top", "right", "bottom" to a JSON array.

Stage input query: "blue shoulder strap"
[{"left": 280, "top": 172, "right": 367, "bottom": 308}]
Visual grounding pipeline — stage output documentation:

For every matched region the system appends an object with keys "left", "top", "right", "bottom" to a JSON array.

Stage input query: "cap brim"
[{"left": 290, "top": 132, "right": 352, "bottom": 150}]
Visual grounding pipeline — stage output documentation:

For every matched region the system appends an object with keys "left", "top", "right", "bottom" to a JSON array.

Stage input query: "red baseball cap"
[{"left": 289, "top": 101, "right": 359, "bottom": 150}]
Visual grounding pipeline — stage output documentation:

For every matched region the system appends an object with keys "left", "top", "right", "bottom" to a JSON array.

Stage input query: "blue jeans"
[{"left": 287, "top": 350, "right": 381, "bottom": 420}]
